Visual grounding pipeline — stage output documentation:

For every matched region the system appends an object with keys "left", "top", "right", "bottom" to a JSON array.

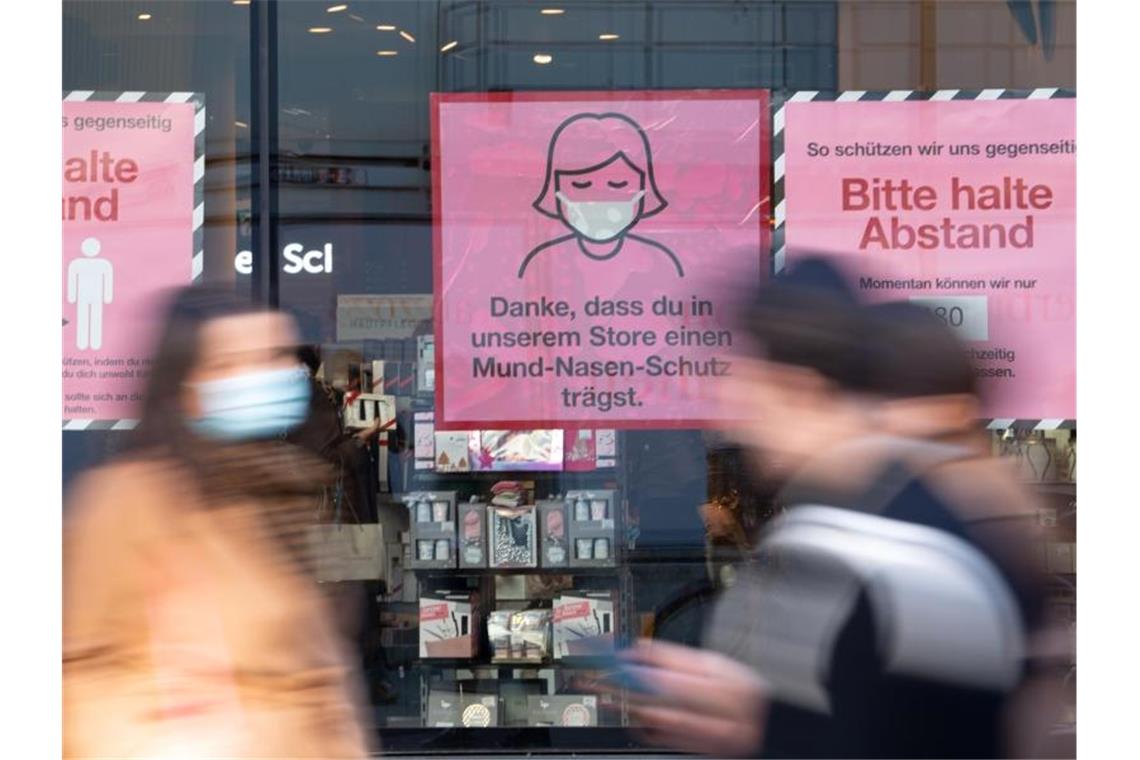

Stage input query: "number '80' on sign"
[{"left": 908, "top": 295, "right": 989, "bottom": 341}]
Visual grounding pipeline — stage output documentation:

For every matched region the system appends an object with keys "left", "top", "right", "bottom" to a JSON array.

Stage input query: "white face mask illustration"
[{"left": 556, "top": 190, "right": 645, "bottom": 242}]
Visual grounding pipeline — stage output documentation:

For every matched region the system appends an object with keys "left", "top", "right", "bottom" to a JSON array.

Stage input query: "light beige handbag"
[{"left": 308, "top": 476, "right": 386, "bottom": 582}]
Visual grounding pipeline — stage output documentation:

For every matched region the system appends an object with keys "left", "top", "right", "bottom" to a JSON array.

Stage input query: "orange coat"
[{"left": 63, "top": 460, "right": 372, "bottom": 758}]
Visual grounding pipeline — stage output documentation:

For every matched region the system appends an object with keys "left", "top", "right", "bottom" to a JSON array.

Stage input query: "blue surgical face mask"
[{"left": 189, "top": 366, "right": 311, "bottom": 442}]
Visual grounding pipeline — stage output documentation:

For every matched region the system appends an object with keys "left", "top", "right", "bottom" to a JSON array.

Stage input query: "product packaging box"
[
  {"left": 341, "top": 390, "right": 396, "bottom": 489},
  {"left": 413, "top": 411, "right": 435, "bottom": 470},
  {"left": 343, "top": 392, "right": 396, "bottom": 430},
  {"left": 474, "top": 430, "right": 564, "bottom": 471},
  {"left": 427, "top": 690, "right": 499, "bottom": 728},
  {"left": 404, "top": 491, "right": 458, "bottom": 569},
  {"left": 538, "top": 500, "right": 570, "bottom": 568},
  {"left": 458, "top": 501, "right": 488, "bottom": 569},
  {"left": 563, "top": 430, "right": 597, "bottom": 472},
  {"left": 595, "top": 430, "right": 617, "bottom": 468},
  {"left": 420, "top": 593, "right": 478, "bottom": 658},
  {"left": 553, "top": 592, "right": 615, "bottom": 659},
  {"left": 527, "top": 695, "right": 599, "bottom": 727},
  {"left": 417, "top": 335, "right": 435, "bottom": 395},
  {"left": 488, "top": 505, "right": 538, "bottom": 569},
  {"left": 435, "top": 432, "right": 474, "bottom": 472},
  {"left": 488, "top": 609, "right": 552, "bottom": 663},
  {"left": 566, "top": 490, "right": 618, "bottom": 567}
]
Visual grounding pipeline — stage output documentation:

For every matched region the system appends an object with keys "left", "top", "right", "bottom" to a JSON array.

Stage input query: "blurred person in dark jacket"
[
  {"left": 623, "top": 260, "right": 1060, "bottom": 759},
  {"left": 63, "top": 287, "right": 371, "bottom": 759},
  {"left": 288, "top": 345, "right": 391, "bottom": 703},
  {"left": 861, "top": 301, "right": 1070, "bottom": 759},
  {"left": 288, "top": 345, "right": 387, "bottom": 523}
]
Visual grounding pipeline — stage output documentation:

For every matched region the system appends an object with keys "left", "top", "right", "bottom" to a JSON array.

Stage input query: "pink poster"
[
  {"left": 62, "top": 97, "right": 198, "bottom": 425},
  {"left": 432, "top": 91, "right": 769, "bottom": 429},
  {"left": 783, "top": 97, "right": 1075, "bottom": 420}
]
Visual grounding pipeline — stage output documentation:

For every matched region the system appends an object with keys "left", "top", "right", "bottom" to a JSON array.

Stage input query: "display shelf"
[
  {"left": 413, "top": 566, "right": 625, "bottom": 578},
  {"left": 415, "top": 469, "right": 618, "bottom": 479},
  {"left": 422, "top": 660, "right": 612, "bottom": 672},
  {"left": 371, "top": 726, "right": 637, "bottom": 751},
  {"left": 421, "top": 661, "right": 552, "bottom": 674},
  {"left": 399, "top": 469, "right": 634, "bottom": 733},
  {"left": 415, "top": 469, "right": 562, "bottom": 479}
]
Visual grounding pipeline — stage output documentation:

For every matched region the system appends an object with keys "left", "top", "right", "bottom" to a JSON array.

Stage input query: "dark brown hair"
[
  {"left": 126, "top": 286, "right": 329, "bottom": 571},
  {"left": 866, "top": 301, "right": 979, "bottom": 400},
  {"left": 130, "top": 285, "right": 263, "bottom": 453},
  {"left": 742, "top": 256, "right": 877, "bottom": 393}
]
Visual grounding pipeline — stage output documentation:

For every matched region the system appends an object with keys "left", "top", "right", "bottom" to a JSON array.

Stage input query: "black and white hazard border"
[
  {"left": 770, "top": 88, "right": 1075, "bottom": 432},
  {"left": 62, "top": 90, "right": 206, "bottom": 432}
]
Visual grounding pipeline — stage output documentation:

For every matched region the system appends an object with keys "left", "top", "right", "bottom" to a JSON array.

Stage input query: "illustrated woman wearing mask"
[
  {"left": 63, "top": 287, "right": 371, "bottom": 759},
  {"left": 518, "top": 112, "right": 684, "bottom": 279}
]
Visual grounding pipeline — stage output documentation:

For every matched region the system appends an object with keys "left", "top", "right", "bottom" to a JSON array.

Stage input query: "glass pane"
[
  {"left": 62, "top": 1, "right": 1075, "bottom": 756},
  {"left": 272, "top": 1, "right": 1075, "bottom": 754},
  {"left": 62, "top": 0, "right": 253, "bottom": 486},
  {"left": 272, "top": 0, "right": 824, "bottom": 750}
]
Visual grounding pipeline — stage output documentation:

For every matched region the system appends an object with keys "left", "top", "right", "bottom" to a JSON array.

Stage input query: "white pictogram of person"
[{"left": 68, "top": 237, "right": 114, "bottom": 351}]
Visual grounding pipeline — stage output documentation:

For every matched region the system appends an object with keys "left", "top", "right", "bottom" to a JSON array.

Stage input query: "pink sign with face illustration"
[
  {"left": 783, "top": 97, "right": 1075, "bottom": 420},
  {"left": 432, "top": 91, "right": 769, "bottom": 429},
  {"left": 62, "top": 99, "right": 196, "bottom": 424}
]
